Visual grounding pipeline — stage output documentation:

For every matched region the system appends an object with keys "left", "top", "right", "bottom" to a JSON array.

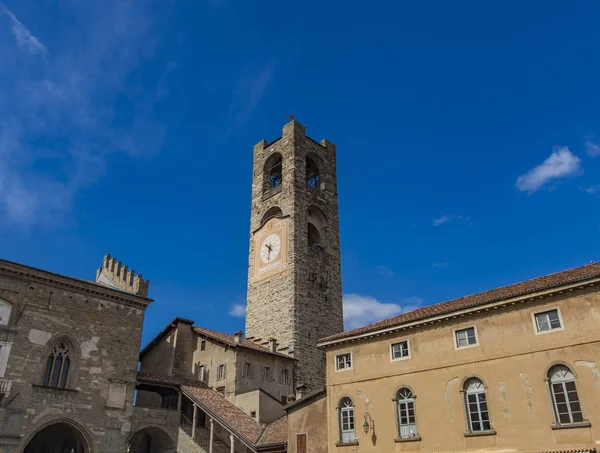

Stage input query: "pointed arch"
[{"left": 40, "top": 334, "right": 80, "bottom": 389}]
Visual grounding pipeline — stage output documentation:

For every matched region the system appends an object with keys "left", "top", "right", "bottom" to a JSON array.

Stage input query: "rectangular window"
[
  {"left": 340, "top": 407, "right": 355, "bottom": 442},
  {"left": 242, "top": 362, "right": 252, "bottom": 378},
  {"left": 280, "top": 368, "right": 289, "bottom": 384},
  {"left": 336, "top": 353, "right": 352, "bottom": 371},
  {"left": 391, "top": 341, "right": 410, "bottom": 361},
  {"left": 216, "top": 386, "right": 225, "bottom": 395},
  {"left": 467, "top": 392, "right": 491, "bottom": 432},
  {"left": 217, "top": 364, "right": 226, "bottom": 380},
  {"left": 262, "top": 366, "right": 271, "bottom": 381},
  {"left": 250, "top": 411, "right": 256, "bottom": 419},
  {"left": 397, "top": 400, "right": 417, "bottom": 438},
  {"left": 198, "top": 365, "right": 206, "bottom": 382},
  {"left": 535, "top": 309, "right": 562, "bottom": 333},
  {"left": 455, "top": 327, "right": 477, "bottom": 349},
  {"left": 552, "top": 381, "right": 584, "bottom": 424},
  {"left": 200, "top": 340, "right": 206, "bottom": 351}
]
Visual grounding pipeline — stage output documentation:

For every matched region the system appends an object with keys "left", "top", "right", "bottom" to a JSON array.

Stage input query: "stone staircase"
[{"left": 178, "top": 425, "right": 230, "bottom": 453}]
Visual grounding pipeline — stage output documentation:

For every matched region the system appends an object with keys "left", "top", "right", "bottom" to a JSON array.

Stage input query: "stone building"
[
  {"left": 0, "top": 254, "right": 155, "bottom": 453},
  {"left": 310, "top": 262, "right": 600, "bottom": 453},
  {"left": 246, "top": 121, "right": 344, "bottom": 392}
]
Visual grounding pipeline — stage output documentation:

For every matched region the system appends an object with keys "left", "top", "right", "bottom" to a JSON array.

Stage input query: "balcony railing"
[
  {"left": 0, "top": 379, "right": 12, "bottom": 394},
  {"left": 180, "top": 413, "right": 210, "bottom": 451}
]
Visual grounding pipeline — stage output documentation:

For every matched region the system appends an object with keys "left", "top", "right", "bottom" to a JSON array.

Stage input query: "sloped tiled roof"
[
  {"left": 257, "top": 415, "right": 288, "bottom": 446},
  {"left": 182, "top": 386, "right": 287, "bottom": 448},
  {"left": 321, "top": 262, "right": 600, "bottom": 344},
  {"left": 194, "top": 326, "right": 295, "bottom": 360},
  {"left": 137, "top": 372, "right": 207, "bottom": 388}
]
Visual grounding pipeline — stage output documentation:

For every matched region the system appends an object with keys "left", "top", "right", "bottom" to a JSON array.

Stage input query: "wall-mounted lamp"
[{"left": 363, "top": 412, "right": 374, "bottom": 434}]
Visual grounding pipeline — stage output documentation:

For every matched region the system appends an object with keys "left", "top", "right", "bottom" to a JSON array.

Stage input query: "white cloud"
[
  {"left": 432, "top": 215, "right": 471, "bottom": 227},
  {"left": 343, "top": 294, "right": 405, "bottom": 330},
  {"left": 515, "top": 147, "right": 582, "bottom": 193},
  {"left": 580, "top": 185, "right": 600, "bottom": 195},
  {"left": 0, "top": 1, "right": 170, "bottom": 226},
  {"left": 376, "top": 265, "right": 394, "bottom": 277},
  {"left": 432, "top": 256, "right": 450, "bottom": 268},
  {"left": 229, "top": 304, "right": 247, "bottom": 318},
  {"left": 0, "top": 4, "right": 47, "bottom": 55},
  {"left": 585, "top": 140, "right": 600, "bottom": 157},
  {"left": 230, "top": 61, "right": 275, "bottom": 128}
]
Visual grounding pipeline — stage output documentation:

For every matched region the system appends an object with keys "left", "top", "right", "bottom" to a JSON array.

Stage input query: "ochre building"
[{"left": 315, "top": 263, "right": 600, "bottom": 453}]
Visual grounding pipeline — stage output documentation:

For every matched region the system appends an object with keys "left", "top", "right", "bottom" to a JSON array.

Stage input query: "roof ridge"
[{"left": 321, "top": 261, "right": 600, "bottom": 343}]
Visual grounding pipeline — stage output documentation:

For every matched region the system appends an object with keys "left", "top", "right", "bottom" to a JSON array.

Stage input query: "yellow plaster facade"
[{"left": 322, "top": 286, "right": 600, "bottom": 453}]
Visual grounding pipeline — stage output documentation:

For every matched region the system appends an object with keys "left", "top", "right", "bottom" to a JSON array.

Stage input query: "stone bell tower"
[{"left": 245, "top": 120, "right": 343, "bottom": 391}]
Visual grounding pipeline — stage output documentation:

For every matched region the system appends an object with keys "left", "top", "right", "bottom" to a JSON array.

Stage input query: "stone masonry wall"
[
  {"left": 246, "top": 121, "right": 344, "bottom": 392},
  {"left": 0, "top": 259, "right": 151, "bottom": 453}
]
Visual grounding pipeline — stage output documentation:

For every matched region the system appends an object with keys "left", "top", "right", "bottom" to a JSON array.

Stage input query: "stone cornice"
[
  {"left": 318, "top": 278, "right": 600, "bottom": 348},
  {"left": 0, "top": 259, "right": 152, "bottom": 309}
]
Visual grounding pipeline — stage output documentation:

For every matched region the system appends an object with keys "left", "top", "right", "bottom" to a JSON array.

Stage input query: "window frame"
[
  {"left": 453, "top": 326, "right": 479, "bottom": 350},
  {"left": 395, "top": 388, "right": 418, "bottom": 439},
  {"left": 531, "top": 307, "right": 564, "bottom": 335},
  {"left": 548, "top": 365, "right": 585, "bottom": 426},
  {"left": 390, "top": 339, "right": 411, "bottom": 362},
  {"left": 463, "top": 378, "right": 493, "bottom": 433},
  {"left": 217, "top": 364, "right": 226, "bottom": 381},
  {"left": 280, "top": 368, "right": 289, "bottom": 384},
  {"left": 335, "top": 352, "right": 353, "bottom": 372},
  {"left": 198, "top": 365, "right": 206, "bottom": 382},
  {"left": 338, "top": 397, "right": 356, "bottom": 444},
  {"left": 242, "top": 362, "right": 253, "bottom": 378},
  {"left": 262, "top": 366, "right": 272, "bottom": 382}
]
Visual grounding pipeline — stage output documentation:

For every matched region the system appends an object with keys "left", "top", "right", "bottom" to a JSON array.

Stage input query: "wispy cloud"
[
  {"left": 580, "top": 185, "right": 600, "bottom": 196},
  {"left": 585, "top": 139, "right": 600, "bottom": 158},
  {"left": 229, "top": 304, "right": 247, "bottom": 318},
  {"left": 343, "top": 294, "right": 424, "bottom": 330},
  {"left": 432, "top": 256, "right": 451, "bottom": 268},
  {"left": 0, "top": 3, "right": 47, "bottom": 55},
  {"left": 377, "top": 265, "right": 394, "bottom": 277},
  {"left": 0, "top": 2, "right": 170, "bottom": 227},
  {"left": 230, "top": 61, "right": 275, "bottom": 128},
  {"left": 432, "top": 215, "right": 471, "bottom": 227},
  {"left": 515, "top": 147, "right": 582, "bottom": 194}
]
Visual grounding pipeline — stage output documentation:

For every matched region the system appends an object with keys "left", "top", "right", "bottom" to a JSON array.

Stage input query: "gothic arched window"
[
  {"left": 338, "top": 397, "right": 355, "bottom": 443},
  {"left": 0, "top": 299, "right": 12, "bottom": 326},
  {"left": 464, "top": 378, "right": 491, "bottom": 432},
  {"left": 396, "top": 388, "right": 418, "bottom": 439},
  {"left": 306, "top": 155, "right": 320, "bottom": 189},
  {"left": 42, "top": 341, "right": 72, "bottom": 389},
  {"left": 548, "top": 365, "right": 584, "bottom": 425},
  {"left": 264, "top": 153, "right": 283, "bottom": 193}
]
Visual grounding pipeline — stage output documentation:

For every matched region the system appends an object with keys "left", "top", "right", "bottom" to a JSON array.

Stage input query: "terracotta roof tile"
[
  {"left": 321, "top": 262, "right": 600, "bottom": 344},
  {"left": 182, "top": 386, "right": 264, "bottom": 443},
  {"left": 137, "top": 372, "right": 206, "bottom": 388},
  {"left": 258, "top": 415, "right": 288, "bottom": 446},
  {"left": 194, "top": 326, "right": 295, "bottom": 360}
]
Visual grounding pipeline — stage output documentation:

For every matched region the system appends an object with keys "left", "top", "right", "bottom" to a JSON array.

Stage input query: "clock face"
[{"left": 260, "top": 233, "right": 281, "bottom": 264}]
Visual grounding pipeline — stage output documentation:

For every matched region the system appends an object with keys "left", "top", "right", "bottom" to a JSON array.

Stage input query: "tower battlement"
[{"left": 95, "top": 254, "right": 150, "bottom": 297}]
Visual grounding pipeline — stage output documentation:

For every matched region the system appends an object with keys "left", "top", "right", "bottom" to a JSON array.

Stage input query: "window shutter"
[{"left": 261, "top": 367, "right": 265, "bottom": 381}]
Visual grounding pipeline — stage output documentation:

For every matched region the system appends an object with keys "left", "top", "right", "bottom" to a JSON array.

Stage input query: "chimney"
[
  {"left": 295, "top": 383, "right": 306, "bottom": 401},
  {"left": 234, "top": 331, "right": 243, "bottom": 345},
  {"left": 268, "top": 338, "right": 277, "bottom": 353}
]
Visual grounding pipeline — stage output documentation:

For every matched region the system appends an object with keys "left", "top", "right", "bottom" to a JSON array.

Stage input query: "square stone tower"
[{"left": 245, "top": 120, "right": 344, "bottom": 391}]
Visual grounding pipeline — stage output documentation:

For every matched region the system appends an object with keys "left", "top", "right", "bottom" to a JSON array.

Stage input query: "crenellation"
[{"left": 96, "top": 254, "right": 150, "bottom": 297}]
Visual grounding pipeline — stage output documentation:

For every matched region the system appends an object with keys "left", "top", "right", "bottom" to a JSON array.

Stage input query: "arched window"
[
  {"left": 260, "top": 206, "right": 283, "bottom": 226},
  {"left": 548, "top": 365, "right": 584, "bottom": 425},
  {"left": 396, "top": 388, "right": 418, "bottom": 439},
  {"left": 264, "top": 153, "right": 283, "bottom": 193},
  {"left": 42, "top": 341, "right": 72, "bottom": 389},
  {"left": 306, "top": 156, "right": 320, "bottom": 189},
  {"left": 0, "top": 299, "right": 12, "bottom": 326},
  {"left": 338, "top": 397, "right": 355, "bottom": 443},
  {"left": 464, "top": 378, "right": 491, "bottom": 432},
  {"left": 307, "top": 223, "right": 321, "bottom": 247}
]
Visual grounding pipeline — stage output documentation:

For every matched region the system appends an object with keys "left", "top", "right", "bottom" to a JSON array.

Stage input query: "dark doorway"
[{"left": 24, "top": 422, "right": 88, "bottom": 453}]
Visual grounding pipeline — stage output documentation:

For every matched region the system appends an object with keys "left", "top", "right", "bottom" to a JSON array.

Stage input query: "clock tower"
[{"left": 246, "top": 120, "right": 344, "bottom": 391}]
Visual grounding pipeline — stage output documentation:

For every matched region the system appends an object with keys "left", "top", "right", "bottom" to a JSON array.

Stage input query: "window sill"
[
  {"left": 31, "top": 384, "right": 78, "bottom": 393},
  {"left": 464, "top": 429, "right": 496, "bottom": 437},
  {"left": 395, "top": 435, "right": 421, "bottom": 443},
  {"left": 335, "top": 440, "right": 359, "bottom": 447},
  {"left": 551, "top": 420, "right": 591, "bottom": 430}
]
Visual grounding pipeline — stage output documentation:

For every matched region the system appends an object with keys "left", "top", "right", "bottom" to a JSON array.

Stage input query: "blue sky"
[{"left": 1, "top": 1, "right": 600, "bottom": 347}]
